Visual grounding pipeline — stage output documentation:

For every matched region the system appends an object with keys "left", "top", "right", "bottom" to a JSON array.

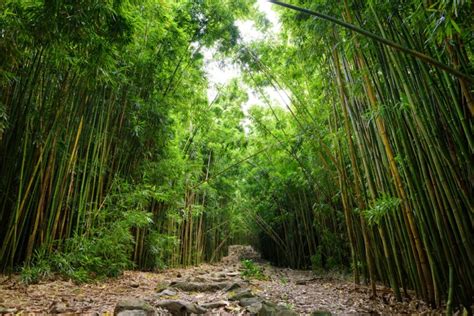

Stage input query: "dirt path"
[{"left": 0, "top": 246, "right": 437, "bottom": 315}]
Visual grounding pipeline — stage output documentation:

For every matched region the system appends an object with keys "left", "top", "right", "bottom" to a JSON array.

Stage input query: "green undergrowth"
[{"left": 20, "top": 209, "right": 152, "bottom": 284}]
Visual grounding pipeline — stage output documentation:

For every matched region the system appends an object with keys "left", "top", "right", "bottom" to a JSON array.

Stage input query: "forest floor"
[{"left": 0, "top": 246, "right": 440, "bottom": 315}]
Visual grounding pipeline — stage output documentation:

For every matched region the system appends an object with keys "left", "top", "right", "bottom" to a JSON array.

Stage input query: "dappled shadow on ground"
[{"left": 0, "top": 246, "right": 439, "bottom": 315}]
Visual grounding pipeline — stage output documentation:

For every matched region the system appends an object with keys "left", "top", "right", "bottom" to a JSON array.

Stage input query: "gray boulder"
[
  {"left": 114, "top": 299, "right": 155, "bottom": 316},
  {"left": 155, "top": 299, "right": 207, "bottom": 315},
  {"left": 200, "top": 300, "right": 229, "bottom": 309},
  {"left": 229, "top": 288, "right": 254, "bottom": 301},
  {"left": 156, "top": 289, "right": 177, "bottom": 297},
  {"left": 239, "top": 297, "right": 262, "bottom": 307},
  {"left": 245, "top": 301, "right": 298, "bottom": 316},
  {"left": 311, "top": 311, "right": 332, "bottom": 316}
]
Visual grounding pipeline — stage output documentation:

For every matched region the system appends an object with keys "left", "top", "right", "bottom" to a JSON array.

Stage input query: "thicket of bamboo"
[
  {"left": 267, "top": 0, "right": 473, "bottom": 309},
  {"left": 0, "top": 0, "right": 252, "bottom": 273},
  {"left": 0, "top": 0, "right": 472, "bottom": 311}
]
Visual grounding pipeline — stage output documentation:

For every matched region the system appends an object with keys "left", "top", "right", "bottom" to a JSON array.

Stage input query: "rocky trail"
[{"left": 0, "top": 246, "right": 438, "bottom": 315}]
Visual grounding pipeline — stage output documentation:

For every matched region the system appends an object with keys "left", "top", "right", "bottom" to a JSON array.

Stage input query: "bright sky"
[{"left": 204, "top": 0, "right": 290, "bottom": 115}]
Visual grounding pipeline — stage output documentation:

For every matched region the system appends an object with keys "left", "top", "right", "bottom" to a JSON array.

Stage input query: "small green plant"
[
  {"left": 283, "top": 302, "right": 294, "bottom": 310},
  {"left": 240, "top": 259, "right": 265, "bottom": 280},
  {"left": 311, "top": 251, "right": 323, "bottom": 272},
  {"left": 20, "top": 265, "right": 51, "bottom": 285},
  {"left": 20, "top": 248, "right": 52, "bottom": 284}
]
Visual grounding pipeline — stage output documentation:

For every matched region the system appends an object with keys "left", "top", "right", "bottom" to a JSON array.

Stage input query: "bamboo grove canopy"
[{"left": 0, "top": 0, "right": 472, "bottom": 312}]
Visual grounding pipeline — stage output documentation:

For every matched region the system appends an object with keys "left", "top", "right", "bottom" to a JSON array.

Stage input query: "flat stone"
[
  {"left": 257, "top": 301, "right": 278, "bottom": 316},
  {"left": 239, "top": 297, "right": 261, "bottom": 307},
  {"left": 156, "top": 289, "right": 177, "bottom": 297},
  {"left": 49, "top": 302, "right": 69, "bottom": 314},
  {"left": 171, "top": 281, "right": 229, "bottom": 292},
  {"left": 191, "top": 276, "right": 207, "bottom": 283},
  {"left": 48, "top": 302, "right": 77, "bottom": 314},
  {"left": 0, "top": 307, "right": 18, "bottom": 314},
  {"left": 225, "top": 305, "right": 242, "bottom": 313},
  {"left": 250, "top": 301, "right": 297, "bottom": 316},
  {"left": 247, "top": 302, "right": 263, "bottom": 314},
  {"left": 229, "top": 288, "right": 254, "bottom": 301},
  {"left": 114, "top": 299, "right": 155, "bottom": 316},
  {"left": 156, "top": 300, "right": 207, "bottom": 315},
  {"left": 117, "top": 310, "right": 149, "bottom": 316},
  {"left": 276, "top": 310, "right": 299, "bottom": 316},
  {"left": 224, "top": 282, "right": 242, "bottom": 292},
  {"left": 155, "top": 281, "right": 170, "bottom": 292},
  {"left": 201, "top": 300, "right": 229, "bottom": 309},
  {"left": 311, "top": 311, "right": 332, "bottom": 316},
  {"left": 210, "top": 277, "right": 229, "bottom": 282}
]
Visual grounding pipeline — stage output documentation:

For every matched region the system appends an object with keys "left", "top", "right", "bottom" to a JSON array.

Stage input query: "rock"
[
  {"left": 0, "top": 307, "right": 18, "bottom": 314},
  {"left": 156, "top": 300, "right": 207, "bottom": 315},
  {"left": 225, "top": 305, "right": 242, "bottom": 313},
  {"left": 247, "top": 302, "right": 263, "bottom": 314},
  {"left": 155, "top": 281, "right": 170, "bottom": 292},
  {"left": 244, "top": 301, "right": 298, "bottom": 316},
  {"left": 130, "top": 283, "right": 140, "bottom": 288},
  {"left": 257, "top": 301, "right": 278, "bottom": 316},
  {"left": 201, "top": 300, "right": 229, "bottom": 309},
  {"left": 191, "top": 276, "right": 207, "bottom": 283},
  {"left": 229, "top": 288, "right": 254, "bottom": 301},
  {"left": 276, "top": 310, "right": 299, "bottom": 316},
  {"left": 116, "top": 311, "right": 150, "bottom": 316},
  {"left": 210, "top": 277, "right": 229, "bottom": 282},
  {"left": 239, "top": 297, "right": 261, "bottom": 307},
  {"left": 311, "top": 311, "right": 332, "bottom": 316},
  {"left": 224, "top": 282, "right": 242, "bottom": 292},
  {"left": 222, "top": 245, "right": 261, "bottom": 264},
  {"left": 170, "top": 281, "right": 230, "bottom": 292},
  {"left": 114, "top": 299, "right": 155, "bottom": 316},
  {"left": 408, "top": 300, "right": 419, "bottom": 310},
  {"left": 156, "top": 289, "right": 177, "bottom": 297},
  {"left": 49, "top": 302, "right": 72, "bottom": 314}
]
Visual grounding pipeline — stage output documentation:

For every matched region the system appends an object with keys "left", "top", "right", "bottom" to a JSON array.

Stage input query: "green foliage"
[
  {"left": 21, "top": 209, "right": 151, "bottom": 283},
  {"left": 0, "top": 102, "right": 7, "bottom": 138},
  {"left": 310, "top": 252, "right": 323, "bottom": 272},
  {"left": 240, "top": 259, "right": 265, "bottom": 280},
  {"left": 363, "top": 195, "right": 401, "bottom": 226},
  {"left": 20, "top": 251, "right": 52, "bottom": 285},
  {"left": 3, "top": 0, "right": 472, "bottom": 309},
  {"left": 0, "top": 0, "right": 256, "bottom": 273},
  {"left": 146, "top": 232, "right": 179, "bottom": 270}
]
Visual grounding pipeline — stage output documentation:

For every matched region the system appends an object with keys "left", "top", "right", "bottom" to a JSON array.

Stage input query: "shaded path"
[{"left": 0, "top": 246, "right": 437, "bottom": 315}]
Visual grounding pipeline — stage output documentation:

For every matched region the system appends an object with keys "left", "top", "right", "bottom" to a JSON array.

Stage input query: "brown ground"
[{"left": 0, "top": 246, "right": 440, "bottom": 315}]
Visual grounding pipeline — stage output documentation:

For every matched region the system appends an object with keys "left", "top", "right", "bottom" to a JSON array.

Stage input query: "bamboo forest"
[{"left": 0, "top": 0, "right": 472, "bottom": 314}]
